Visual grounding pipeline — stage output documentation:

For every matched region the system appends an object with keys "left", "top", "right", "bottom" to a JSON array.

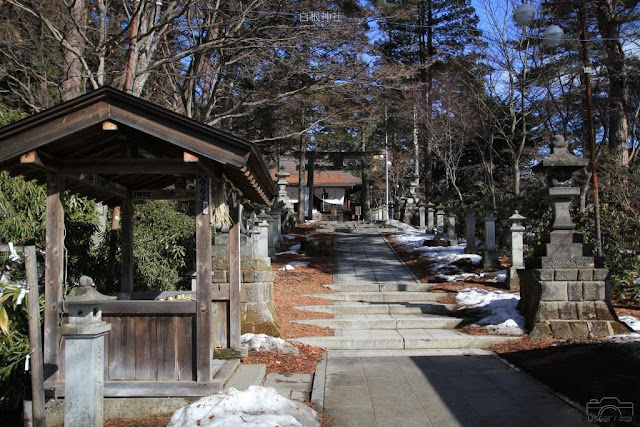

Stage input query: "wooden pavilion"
[{"left": 0, "top": 87, "right": 276, "bottom": 397}]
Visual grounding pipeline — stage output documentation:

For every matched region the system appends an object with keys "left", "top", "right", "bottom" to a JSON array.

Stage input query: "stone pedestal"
[
  {"left": 435, "top": 206, "right": 445, "bottom": 239},
  {"left": 483, "top": 210, "right": 500, "bottom": 269},
  {"left": 446, "top": 210, "right": 457, "bottom": 246},
  {"left": 507, "top": 211, "right": 525, "bottom": 291},
  {"left": 418, "top": 203, "right": 426, "bottom": 231},
  {"left": 59, "top": 277, "right": 115, "bottom": 427},
  {"left": 518, "top": 136, "right": 630, "bottom": 339},
  {"left": 465, "top": 209, "right": 477, "bottom": 254},
  {"left": 259, "top": 210, "right": 276, "bottom": 258},
  {"left": 426, "top": 202, "right": 435, "bottom": 232}
]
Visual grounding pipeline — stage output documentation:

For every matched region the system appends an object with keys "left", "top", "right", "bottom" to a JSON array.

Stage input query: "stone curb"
[{"left": 310, "top": 351, "right": 327, "bottom": 420}]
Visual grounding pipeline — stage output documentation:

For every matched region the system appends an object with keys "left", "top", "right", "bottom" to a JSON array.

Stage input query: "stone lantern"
[
  {"left": 517, "top": 136, "right": 630, "bottom": 339},
  {"left": 60, "top": 276, "right": 115, "bottom": 427},
  {"left": 275, "top": 167, "right": 291, "bottom": 211}
]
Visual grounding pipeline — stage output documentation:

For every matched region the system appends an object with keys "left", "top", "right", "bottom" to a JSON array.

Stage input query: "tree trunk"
[
  {"left": 60, "top": 0, "right": 87, "bottom": 100},
  {"left": 361, "top": 132, "right": 371, "bottom": 221},
  {"left": 298, "top": 134, "right": 306, "bottom": 224},
  {"left": 594, "top": 0, "right": 630, "bottom": 166}
]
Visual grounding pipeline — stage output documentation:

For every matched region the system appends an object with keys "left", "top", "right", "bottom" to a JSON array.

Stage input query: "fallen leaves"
[{"left": 242, "top": 342, "right": 324, "bottom": 374}]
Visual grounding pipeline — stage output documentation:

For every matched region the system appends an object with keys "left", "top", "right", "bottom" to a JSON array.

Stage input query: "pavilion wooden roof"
[{"left": 0, "top": 87, "right": 276, "bottom": 206}]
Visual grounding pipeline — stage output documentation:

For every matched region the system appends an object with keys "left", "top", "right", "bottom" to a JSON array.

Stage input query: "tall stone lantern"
[
  {"left": 517, "top": 136, "right": 630, "bottom": 339},
  {"left": 60, "top": 276, "right": 116, "bottom": 427}
]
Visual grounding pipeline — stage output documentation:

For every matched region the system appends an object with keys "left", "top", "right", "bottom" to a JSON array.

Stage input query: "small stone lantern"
[{"left": 60, "top": 276, "right": 115, "bottom": 427}]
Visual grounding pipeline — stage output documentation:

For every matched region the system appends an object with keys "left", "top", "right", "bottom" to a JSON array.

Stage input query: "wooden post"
[
  {"left": 26, "top": 246, "right": 46, "bottom": 427},
  {"left": 44, "top": 174, "right": 64, "bottom": 381},
  {"left": 229, "top": 201, "right": 242, "bottom": 350},
  {"left": 195, "top": 176, "right": 213, "bottom": 381},
  {"left": 120, "top": 199, "right": 134, "bottom": 293}
]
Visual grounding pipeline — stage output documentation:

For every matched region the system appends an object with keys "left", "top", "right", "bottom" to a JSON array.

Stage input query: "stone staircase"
[{"left": 291, "top": 281, "right": 516, "bottom": 350}]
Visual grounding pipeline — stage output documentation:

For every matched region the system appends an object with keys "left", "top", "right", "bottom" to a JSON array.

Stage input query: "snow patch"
[
  {"left": 168, "top": 385, "right": 318, "bottom": 427},
  {"left": 390, "top": 229, "right": 484, "bottom": 280},
  {"left": 607, "top": 333, "right": 640, "bottom": 342},
  {"left": 283, "top": 234, "right": 297, "bottom": 240},
  {"left": 289, "top": 261, "right": 310, "bottom": 268},
  {"left": 457, "top": 288, "right": 525, "bottom": 335},
  {"left": 241, "top": 333, "right": 300, "bottom": 355},
  {"left": 385, "top": 219, "right": 417, "bottom": 231},
  {"left": 279, "top": 264, "right": 295, "bottom": 271},
  {"left": 619, "top": 315, "right": 640, "bottom": 331},
  {"left": 276, "top": 243, "right": 301, "bottom": 256}
]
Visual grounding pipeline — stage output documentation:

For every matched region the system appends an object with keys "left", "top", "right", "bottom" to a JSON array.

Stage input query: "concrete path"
[
  {"left": 323, "top": 349, "right": 587, "bottom": 426},
  {"left": 306, "top": 224, "right": 588, "bottom": 426}
]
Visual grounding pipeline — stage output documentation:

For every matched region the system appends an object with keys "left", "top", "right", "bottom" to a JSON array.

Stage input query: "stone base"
[
  {"left": 518, "top": 268, "right": 631, "bottom": 339},
  {"left": 242, "top": 300, "right": 280, "bottom": 336},
  {"left": 530, "top": 320, "right": 632, "bottom": 340},
  {"left": 482, "top": 250, "right": 500, "bottom": 270},
  {"left": 507, "top": 267, "right": 520, "bottom": 291}
]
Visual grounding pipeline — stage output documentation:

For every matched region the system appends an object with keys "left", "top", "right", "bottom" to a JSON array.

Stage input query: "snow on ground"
[
  {"left": 278, "top": 264, "right": 295, "bottom": 271},
  {"left": 276, "top": 243, "right": 301, "bottom": 256},
  {"left": 619, "top": 316, "right": 640, "bottom": 331},
  {"left": 607, "top": 333, "right": 640, "bottom": 342},
  {"left": 241, "top": 333, "right": 300, "bottom": 355},
  {"left": 283, "top": 234, "right": 297, "bottom": 240},
  {"left": 456, "top": 288, "right": 525, "bottom": 335},
  {"left": 390, "top": 228, "right": 484, "bottom": 279},
  {"left": 168, "top": 385, "right": 318, "bottom": 427},
  {"left": 385, "top": 219, "right": 417, "bottom": 231},
  {"left": 634, "top": 277, "right": 640, "bottom": 286},
  {"left": 289, "top": 261, "right": 310, "bottom": 268}
]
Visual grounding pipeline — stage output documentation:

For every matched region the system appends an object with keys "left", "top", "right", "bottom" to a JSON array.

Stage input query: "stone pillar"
[
  {"left": 508, "top": 211, "right": 526, "bottom": 291},
  {"left": 59, "top": 277, "right": 115, "bottom": 427},
  {"left": 427, "top": 202, "right": 435, "bottom": 232},
  {"left": 259, "top": 210, "right": 276, "bottom": 258},
  {"left": 269, "top": 210, "right": 282, "bottom": 248},
  {"left": 483, "top": 210, "right": 500, "bottom": 269},
  {"left": 418, "top": 203, "right": 426, "bottom": 231},
  {"left": 257, "top": 219, "right": 270, "bottom": 259},
  {"left": 465, "top": 209, "right": 477, "bottom": 254},
  {"left": 435, "top": 205, "right": 445, "bottom": 238},
  {"left": 447, "top": 210, "right": 457, "bottom": 246},
  {"left": 517, "top": 135, "right": 630, "bottom": 339}
]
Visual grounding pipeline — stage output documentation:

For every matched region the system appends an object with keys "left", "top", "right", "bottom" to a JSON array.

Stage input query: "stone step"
[
  {"left": 212, "top": 359, "right": 240, "bottom": 386},
  {"left": 323, "top": 283, "right": 435, "bottom": 292},
  {"left": 224, "top": 364, "right": 267, "bottom": 391},
  {"left": 293, "top": 315, "right": 465, "bottom": 330},
  {"left": 295, "top": 302, "right": 456, "bottom": 316},
  {"left": 291, "top": 329, "right": 516, "bottom": 350},
  {"left": 306, "top": 291, "right": 449, "bottom": 303}
]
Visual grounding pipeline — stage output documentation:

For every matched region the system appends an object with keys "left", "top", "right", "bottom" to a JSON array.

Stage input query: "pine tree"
[{"left": 375, "top": 0, "right": 485, "bottom": 198}]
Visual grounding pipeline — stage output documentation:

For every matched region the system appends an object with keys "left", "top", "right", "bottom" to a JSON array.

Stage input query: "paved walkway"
[
  {"left": 333, "top": 226, "right": 417, "bottom": 284},
  {"left": 317, "top": 224, "right": 588, "bottom": 426}
]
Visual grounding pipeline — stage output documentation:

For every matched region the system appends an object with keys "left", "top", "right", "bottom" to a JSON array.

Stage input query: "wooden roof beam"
[
  {"left": 20, "top": 150, "right": 58, "bottom": 173},
  {"left": 59, "top": 159, "right": 202, "bottom": 175},
  {"left": 69, "top": 174, "right": 129, "bottom": 199}
]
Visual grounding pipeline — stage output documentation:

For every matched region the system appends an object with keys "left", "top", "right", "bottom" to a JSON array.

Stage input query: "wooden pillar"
[
  {"left": 195, "top": 175, "right": 213, "bottom": 381},
  {"left": 120, "top": 199, "right": 134, "bottom": 293},
  {"left": 229, "top": 200, "right": 242, "bottom": 349},
  {"left": 26, "top": 246, "right": 46, "bottom": 427},
  {"left": 44, "top": 174, "right": 64, "bottom": 381}
]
